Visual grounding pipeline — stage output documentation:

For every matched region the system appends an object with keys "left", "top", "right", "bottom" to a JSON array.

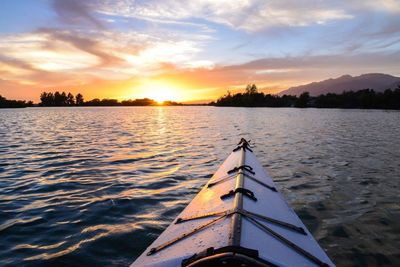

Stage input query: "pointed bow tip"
[{"left": 233, "top": 138, "right": 253, "bottom": 152}]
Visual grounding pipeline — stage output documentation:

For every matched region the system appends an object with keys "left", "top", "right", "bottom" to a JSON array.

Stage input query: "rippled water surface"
[{"left": 0, "top": 107, "right": 399, "bottom": 266}]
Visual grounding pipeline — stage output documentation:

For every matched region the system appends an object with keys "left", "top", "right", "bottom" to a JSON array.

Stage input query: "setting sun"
[{"left": 134, "top": 79, "right": 182, "bottom": 104}]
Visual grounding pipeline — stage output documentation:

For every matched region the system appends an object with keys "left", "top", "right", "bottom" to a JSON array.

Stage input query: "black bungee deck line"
[
  {"left": 227, "top": 164, "right": 255, "bottom": 175},
  {"left": 220, "top": 187, "right": 258, "bottom": 202},
  {"left": 145, "top": 139, "right": 329, "bottom": 267},
  {"left": 208, "top": 170, "right": 277, "bottom": 192}
]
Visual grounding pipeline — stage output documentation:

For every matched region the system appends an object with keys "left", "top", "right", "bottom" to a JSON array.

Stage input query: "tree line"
[
  {"left": 211, "top": 84, "right": 400, "bottom": 109},
  {"left": 0, "top": 95, "right": 33, "bottom": 108},
  {"left": 2, "top": 86, "right": 399, "bottom": 109},
  {"left": 85, "top": 98, "right": 157, "bottom": 106},
  {"left": 84, "top": 98, "right": 181, "bottom": 106},
  {"left": 39, "top": 91, "right": 182, "bottom": 106},
  {"left": 40, "top": 92, "right": 84, "bottom": 106}
]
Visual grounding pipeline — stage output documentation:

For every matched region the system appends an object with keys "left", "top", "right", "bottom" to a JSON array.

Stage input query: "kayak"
[{"left": 131, "top": 139, "right": 334, "bottom": 267}]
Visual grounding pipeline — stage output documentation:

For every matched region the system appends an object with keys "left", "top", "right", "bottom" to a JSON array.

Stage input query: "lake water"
[{"left": 0, "top": 107, "right": 399, "bottom": 266}]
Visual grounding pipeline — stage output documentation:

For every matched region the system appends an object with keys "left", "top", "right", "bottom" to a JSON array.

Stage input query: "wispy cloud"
[
  {"left": 0, "top": 26, "right": 211, "bottom": 88},
  {"left": 51, "top": 0, "right": 104, "bottom": 29},
  {"left": 37, "top": 28, "right": 124, "bottom": 67},
  {"left": 98, "top": 0, "right": 355, "bottom": 32}
]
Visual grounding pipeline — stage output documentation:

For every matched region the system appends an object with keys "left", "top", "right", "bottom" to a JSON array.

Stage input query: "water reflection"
[{"left": 0, "top": 107, "right": 399, "bottom": 266}]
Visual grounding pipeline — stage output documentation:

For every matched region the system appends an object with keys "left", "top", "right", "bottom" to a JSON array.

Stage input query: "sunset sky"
[{"left": 1, "top": 0, "right": 400, "bottom": 103}]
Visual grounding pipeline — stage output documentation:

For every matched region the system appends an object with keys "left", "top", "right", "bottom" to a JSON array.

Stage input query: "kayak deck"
[{"left": 132, "top": 139, "right": 334, "bottom": 267}]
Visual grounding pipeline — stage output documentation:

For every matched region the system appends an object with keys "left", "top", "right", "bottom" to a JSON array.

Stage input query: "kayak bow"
[{"left": 132, "top": 139, "right": 334, "bottom": 267}]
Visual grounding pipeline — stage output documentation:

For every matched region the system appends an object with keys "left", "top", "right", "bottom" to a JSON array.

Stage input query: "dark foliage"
[
  {"left": 40, "top": 92, "right": 55, "bottom": 106},
  {"left": 85, "top": 98, "right": 162, "bottom": 106},
  {"left": 85, "top": 98, "right": 183, "bottom": 106},
  {"left": 162, "top": 100, "right": 183, "bottom": 106},
  {"left": 39, "top": 91, "right": 181, "bottom": 106},
  {"left": 121, "top": 98, "right": 156, "bottom": 106},
  {"left": 75, "top": 93, "right": 84, "bottom": 106},
  {"left": 66, "top": 93, "right": 75, "bottom": 105},
  {"left": 40, "top": 91, "right": 80, "bottom": 106},
  {"left": 0, "top": 95, "right": 32, "bottom": 108},
  {"left": 85, "top": 98, "right": 120, "bottom": 106},
  {"left": 213, "top": 84, "right": 400, "bottom": 109},
  {"left": 314, "top": 88, "right": 400, "bottom": 109},
  {"left": 295, "top": 92, "right": 310, "bottom": 108},
  {"left": 214, "top": 84, "right": 296, "bottom": 107}
]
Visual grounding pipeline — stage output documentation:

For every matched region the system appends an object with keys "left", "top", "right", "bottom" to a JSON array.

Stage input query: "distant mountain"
[{"left": 279, "top": 73, "right": 400, "bottom": 96}]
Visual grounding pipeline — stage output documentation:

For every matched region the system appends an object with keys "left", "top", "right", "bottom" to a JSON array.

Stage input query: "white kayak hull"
[{"left": 132, "top": 139, "right": 334, "bottom": 267}]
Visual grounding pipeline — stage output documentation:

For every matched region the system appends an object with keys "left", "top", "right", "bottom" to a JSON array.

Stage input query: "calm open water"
[{"left": 0, "top": 107, "right": 399, "bottom": 266}]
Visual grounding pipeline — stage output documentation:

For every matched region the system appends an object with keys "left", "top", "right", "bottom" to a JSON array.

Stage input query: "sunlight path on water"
[{"left": 0, "top": 107, "right": 399, "bottom": 266}]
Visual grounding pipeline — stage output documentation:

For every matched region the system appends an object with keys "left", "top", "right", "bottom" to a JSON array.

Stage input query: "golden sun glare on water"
[{"left": 135, "top": 80, "right": 181, "bottom": 104}]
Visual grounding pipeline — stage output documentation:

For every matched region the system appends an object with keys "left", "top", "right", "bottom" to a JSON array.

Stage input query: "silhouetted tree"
[
  {"left": 163, "top": 100, "right": 182, "bottom": 106},
  {"left": 40, "top": 92, "right": 55, "bottom": 106},
  {"left": 100, "top": 99, "right": 119, "bottom": 106},
  {"left": 40, "top": 91, "right": 83, "bottom": 106},
  {"left": 54, "top": 91, "right": 67, "bottom": 106},
  {"left": 213, "top": 85, "right": 400, "bottom": 109},
  {"left": 245, "top": 84, "right": 258, "bottom": 94},
  {"left": 61, "top": 92, "right": 67, "bottom": 105},
  {"left": 85, "top": 98, "right": 119, "bottom": 106},
  {"left": 37, "top": 91, "right": 182, "bottom": 107},
  {"left": 84, "top": 98, "right": 165, "bottom": 106},
  {"left": 121, "top": 98, "right": 157, "bottom": 106},
  {"left": 215, "top": 84, "right": 296, "bottom": 107},
  {"left": 295, "top": 92, "right": 310, "bottom": 108},
  {"left": 75, "top": 93, "right": 84, "bottom": 106},
  {"left": 85, "top": 98, "right": 101, "bottom": 106},
  {"left": 0, "top": 95, "right": 29, "bottom": 108},
  {"left": 54, "top": 92, "right": 61, "bottom": 105},
  {"left": 66, "top": 93, "right": 75, "bottom": 105}
]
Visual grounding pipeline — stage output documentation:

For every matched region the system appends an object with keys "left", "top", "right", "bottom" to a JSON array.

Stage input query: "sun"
[
  {"left": 136, "top": 80, "right": 181, "bottom": 104},
  {"left": 146, "top": 88, "right": 175, "bottom": 104}
]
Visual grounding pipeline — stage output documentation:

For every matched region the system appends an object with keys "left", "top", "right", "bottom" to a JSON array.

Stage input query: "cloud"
[
  {"left": 224, "top": 52, "right": 400, "bottom": 71},
  {"left": 52, "top": 0, "right": 104, "bottom": 29},
  {"left": 0, "top": 55, "right": 39, "bottom": 73},
  {"left": 358, "top": 0, "right": 400, "bottom": 13},
  {"left": 36, "top": 28, "right": 123, "bottom": 67},
  {"left": 98, "top": 0, "right": 355, "bottom": 32},
  {"left": 0, "top": 32, "right": 100, "bottom": 73},
  {"left": 96, "top": 0, "right": 400, "bottom": 34},
  {"left": 0, "top": 24, "right": 211, "bottom": 88},
  {"left": 150, "top": 51, "right": 400, "bottom": 96}
]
